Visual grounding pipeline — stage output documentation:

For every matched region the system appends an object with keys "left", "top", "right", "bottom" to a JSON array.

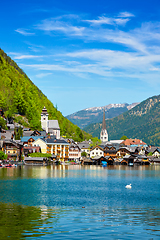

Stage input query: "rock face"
[{"left": 66, "top": 103, "right": 139, "bottom": 129}]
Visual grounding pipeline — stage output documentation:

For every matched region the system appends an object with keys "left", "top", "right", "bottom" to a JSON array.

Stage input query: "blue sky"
[{"left": 1, "top": 0, "right": 160, "bottom": 116}]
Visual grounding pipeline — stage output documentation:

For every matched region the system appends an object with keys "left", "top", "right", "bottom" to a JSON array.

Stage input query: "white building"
[
  {"left": 100, "top": 109, "right": 108, "bottom": 142},
  {"left": 90, "top": 145, "right": 104, "bottom": 158},
  {"left": 41, "top": 106, "right": 60, "bottom": 139}
]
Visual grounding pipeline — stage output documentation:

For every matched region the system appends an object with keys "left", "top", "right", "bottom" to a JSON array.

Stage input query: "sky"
[{"left": 1, "top": 0, "right": 160, "bottom": 116}]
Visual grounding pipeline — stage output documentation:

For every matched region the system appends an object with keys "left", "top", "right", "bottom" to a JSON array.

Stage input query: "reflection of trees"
[
  {"left": 0, "top": 202, "right": 42, "bottom": 240},
  {"left": 0, "top": 203, "right": 68, "bottom": 240}
]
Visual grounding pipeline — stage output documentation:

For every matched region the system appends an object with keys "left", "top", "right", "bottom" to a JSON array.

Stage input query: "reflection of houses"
[
  {"left": 69, "top": 144, "right": 81, "bottom": 161},
  {"left": 46, "top": 139, "right": 69, "bottom": 161},
  {"left": 90, "top": 145, "right": 104, "bottom": 158}
]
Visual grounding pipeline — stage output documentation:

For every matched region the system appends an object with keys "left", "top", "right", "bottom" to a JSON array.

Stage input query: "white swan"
[{"left": 125, "top": 184, "right": 132, "bottom": 189}]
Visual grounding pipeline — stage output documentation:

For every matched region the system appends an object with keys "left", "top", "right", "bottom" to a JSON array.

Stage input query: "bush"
[{"left": 0, "top": 151, "right": 7, "bottom": 160}]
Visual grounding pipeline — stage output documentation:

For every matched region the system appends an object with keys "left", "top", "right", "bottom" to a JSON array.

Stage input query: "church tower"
[
  {"left": 100, "top": 109, "right": 108, "bottom": 142},
  {"left": 41, "top": 106, "right": 49, "bottom": 133}
]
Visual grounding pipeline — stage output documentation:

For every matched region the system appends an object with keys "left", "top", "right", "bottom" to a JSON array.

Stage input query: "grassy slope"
[
  {"left": 0, "top": 48, "right": 92, "bottom": 141},
  {"left": 84, "top": 95, "right": 160, "bottom": 145}
]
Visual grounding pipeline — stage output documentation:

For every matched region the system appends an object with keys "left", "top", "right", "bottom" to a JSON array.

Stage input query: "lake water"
[{"left": 0, "top": 165, "right": 160, "bottom": 239}]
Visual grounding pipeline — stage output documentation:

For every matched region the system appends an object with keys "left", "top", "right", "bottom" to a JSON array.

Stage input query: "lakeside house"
[
  {"left": 90, "top": 145, "right": 104, "bottom": 158},
  {"left": 68, "top": 143, "right": 81, "bottom": 161},
  {"left": 0, "top": 106, "right": 160, "bottom": 166}
]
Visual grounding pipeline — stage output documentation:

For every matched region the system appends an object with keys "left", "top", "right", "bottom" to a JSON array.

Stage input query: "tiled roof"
[
  {"left": 25, "top": 157, "right": 44, "bottom": 161},
  {"left": 78, "top": 142, "right": 90, "bottom": 149},
  {"left": 21, "top": 136, "right": 44, "bottom": 142},
  {"left": 48, "top": 120, "right": 60, "bottom": 129},
  {"left": 46, "top": 139, "right": 69, "bottom": 145},
  {"left": 122, "top": 138, "right": 147, "bottom": 146}
]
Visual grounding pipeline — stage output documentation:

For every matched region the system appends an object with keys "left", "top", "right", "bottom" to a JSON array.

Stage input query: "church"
[
  {"left": 41, "top": 106, "right": 60, "bottom": 139},
  {"left": 100, "top": 109, "right": 108, "bottom": 143}
]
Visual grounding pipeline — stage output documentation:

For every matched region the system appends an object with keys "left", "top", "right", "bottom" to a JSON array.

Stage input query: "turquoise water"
[{"left": 0, "top": 165, "right": 160, "bottom": 239}]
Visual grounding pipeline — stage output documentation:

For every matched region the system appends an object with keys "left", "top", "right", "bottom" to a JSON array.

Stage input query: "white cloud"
[
  {"left": 84, "top": 15, "right": 130, "bottom": 26},
  {"left": 15, "top": 28, "right": 35, "bottom": 36},
  {"left": 118, "top": 12, "right": 135, "bottom": 18},
  {"left": 36, "top": 73, "right": 52, "bottom": 78},
  {"left": 9, "top": 52, "right": 42, "bottom": 60},
  {"left": 34, "top": 15, "right": 147, "bottom": 53},
  {"left": 36, "top": 19, "right": 85, "bottom": 36},
  {"left": 14, "top": 13, "right": 160, "bottom": 86},
  {"left": 84, "top": 16, "right": 113, "bottom": 25}
]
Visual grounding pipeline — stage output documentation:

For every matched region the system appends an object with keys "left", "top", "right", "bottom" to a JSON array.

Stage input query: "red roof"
[{"left": 122, "top": 138, "right": 146, "bottom": 146}]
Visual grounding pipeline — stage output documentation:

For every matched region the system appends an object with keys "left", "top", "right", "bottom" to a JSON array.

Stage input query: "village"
[{"left": 0, "top": 106, "right": 160, "bottom": 167}]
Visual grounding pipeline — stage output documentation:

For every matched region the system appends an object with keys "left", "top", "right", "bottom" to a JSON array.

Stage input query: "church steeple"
[
  {"left": 41, "top": 106, "right": 49, "bottom": 133},
  {"left": 100, "top": 108, "right": 108, "bottom": 142},
  {"left": 102, "top": 108, "right": 106, "bottom": 130}
]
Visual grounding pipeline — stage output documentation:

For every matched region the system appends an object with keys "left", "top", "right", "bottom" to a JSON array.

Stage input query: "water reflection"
[
  {"left": 0, "top": 202, "right": 159, "bottom": 239},
  {"left": 0, "top": 202, "right": 42, "bottom": 239},
  {"left": 0, "top": 165, "right": 160, "bottom": 179},
  {"left": 0, "top": 166, "right": 160, "bottom": 239}
]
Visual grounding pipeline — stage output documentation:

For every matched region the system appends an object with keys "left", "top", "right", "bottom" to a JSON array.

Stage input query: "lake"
[{"left": 0, "top": 165, "right": 160, "bottom": 239}]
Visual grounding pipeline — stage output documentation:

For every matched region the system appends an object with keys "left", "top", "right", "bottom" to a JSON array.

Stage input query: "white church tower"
[
  {"left": 41, "top": 106, "right": 49, "bottom": 133},
  {"left": 41, "top": 106, "right": 60, "bottom": 139},
  {"left": 100, "top": 108, "right": 108, "bottom": 143}
]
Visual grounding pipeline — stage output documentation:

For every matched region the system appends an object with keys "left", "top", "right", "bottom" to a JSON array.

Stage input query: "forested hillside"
[
  {"left": 0, "top": 48, "right": 92, "bottom": 142},
  {"left": 84, "top": 95, "right": 160, "bottom": 146}
]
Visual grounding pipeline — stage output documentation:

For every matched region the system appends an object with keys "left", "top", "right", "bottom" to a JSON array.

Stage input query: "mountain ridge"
[
  {"left": 83, "top": 95, "right": 160, "bottom": 146},
  {"left": 66, "top": 102, "right": 139, "bottom": 129}
]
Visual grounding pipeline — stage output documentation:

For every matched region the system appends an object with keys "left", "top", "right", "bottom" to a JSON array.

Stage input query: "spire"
[
  {"left": 41, "top": 106, "right": 49, "bottom": 116},
  {"left": 102, "top": 108, "right": 106, "bottom": 130}
]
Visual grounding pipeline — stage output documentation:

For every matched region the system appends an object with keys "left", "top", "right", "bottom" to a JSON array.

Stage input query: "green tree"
[
  {"left": 0, "top": 151, "right": 7, "bottom": 160},
  {"left": 15, "top": 127, "right": 23, "bottom": 140},
  {"left": 120, "top": 135, "right": 128, "bottom": 140},
  {"left": 81, "top": 151, "right": 87, "bottom": 157}
]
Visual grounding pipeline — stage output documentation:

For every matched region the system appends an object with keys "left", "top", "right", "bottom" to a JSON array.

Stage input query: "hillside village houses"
[{"left": 0, "top": 106, "right": 160, "bottom": 165}]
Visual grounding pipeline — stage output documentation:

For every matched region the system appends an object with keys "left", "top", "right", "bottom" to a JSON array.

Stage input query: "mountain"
[
  {"left": 66, "top": 103, "right": 139, "bottom": 129},
  {"left": 0, "top": 48, "right": 92, "bottom": 142},
  {"left": 83, "top": 95, "right": 160, "bottom": 146}
]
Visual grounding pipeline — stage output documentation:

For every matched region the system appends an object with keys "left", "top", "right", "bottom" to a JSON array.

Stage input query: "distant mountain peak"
[
  {"left": 83, "top": 95, "right": 160, "bottom": 146},
  {"left": 66, "top": 102, "right": 140, "bottom": 129}
]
